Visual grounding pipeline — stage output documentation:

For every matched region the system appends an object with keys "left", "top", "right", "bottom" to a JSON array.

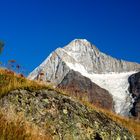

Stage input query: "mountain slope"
[
  {"left": 0, "top": 68, "right": 140, "bottom": 140},
  {"left": 28, "top": 39, "right": 140, "bottom": 83},
  {"left": 63, "top": 39, "right": 140, "bottom": 73},
  {"left": 28, "top": 39, "right": 140, "bottom": 117},
  {"left": 0, "top": 89, "right": 135, "bottom": 140},
  {"left": 58, "top": 70, "right": 113, "bottom": 111}
]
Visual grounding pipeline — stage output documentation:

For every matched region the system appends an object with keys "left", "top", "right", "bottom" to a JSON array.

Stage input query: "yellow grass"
[
  {"left": 0, "top": 68, "right": 53, "bottom": 139},
  {"left": 82, "top": 101, "right": 140, "bottom": 140},
  {"left": 0, "top": 68, "right": 53, "bottom": 98},
  {"left": 0, "top": 109, "right": 52, "bottom": 140}
]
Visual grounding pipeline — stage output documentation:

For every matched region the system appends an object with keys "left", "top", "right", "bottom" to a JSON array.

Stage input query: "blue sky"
[{"left": 0, "top": 0, "right": 140, "bottom": 74}]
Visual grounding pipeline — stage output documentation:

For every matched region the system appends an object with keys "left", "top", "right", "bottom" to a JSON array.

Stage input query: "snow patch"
[{"left": 66, "top": 61, "right": 136, "bottom": 116}]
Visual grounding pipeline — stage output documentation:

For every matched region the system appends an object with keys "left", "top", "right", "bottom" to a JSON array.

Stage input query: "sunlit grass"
[
  {"left": 82, "top": 100, "right": 140, "bottom": 140},
  {"left": 0, "top": 109, "right": 52, "bottom": 140},
  {"left": 0, "top": 68, "right": 53, "bottom": 139},
  {"left": 0, "top": 68, "right": 53, "bottom": 98}
]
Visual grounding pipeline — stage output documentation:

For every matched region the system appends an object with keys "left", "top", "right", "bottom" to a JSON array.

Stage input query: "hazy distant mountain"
[{"left": 28, "top": 39, "right": 140, "bottom": 118}]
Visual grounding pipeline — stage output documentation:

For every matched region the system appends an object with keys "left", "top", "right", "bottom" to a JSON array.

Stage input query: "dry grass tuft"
[
  {"left": 0, "top": 68, "right": 53, "bottom": 98},
  {"left": 82, "top": 100, "right": 140, "bottom": 140},
  {"left": 0, "top": 68, "right": 53, "bottom": 139},
  {"left": 0, "top": 109, "right": 52, "bottom": 140}
]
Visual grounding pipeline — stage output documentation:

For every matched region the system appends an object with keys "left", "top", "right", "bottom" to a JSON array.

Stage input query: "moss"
[
  {"left": 116, "top": 136, "right": 121, "bottom": 140},
  {"left": 42, "top": 98, "right": 49, "bottom": 103},
  {"left": 63, "top": 109, "right": 68, "bottom": 114}
]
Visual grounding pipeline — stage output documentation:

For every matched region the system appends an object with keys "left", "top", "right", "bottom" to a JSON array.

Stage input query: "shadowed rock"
[
  {"left": 129, "top": 72, "right": 140, "bottom": 119},
  {"left": 58, "top": 70, "right": 113, "bottom": 110}
]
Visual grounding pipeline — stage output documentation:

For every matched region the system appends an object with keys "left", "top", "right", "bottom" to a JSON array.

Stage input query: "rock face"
[
  {"left": 129, "top": 72, "right": 140, "bottom": 119},
  {"left": 28, "top": 39, "right": 140, "bottom": 84},
  {"left": 0, "top": 89, "right": 135, "bottom": 140},
  {"left": 28, "top": 39, "right": 140, "bottom": 116},
  {"left": 63, "top": 39, "right": 140, "bottom": 73},
  {"left": 58, "top": 70, "right": 113, "bottom": 110}
]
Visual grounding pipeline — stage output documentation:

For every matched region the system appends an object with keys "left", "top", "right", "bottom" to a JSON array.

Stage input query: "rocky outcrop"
[
  {"left": 0, "top": 89, "right": 135, "bottom": 140},
  {"left": 129, "top": 72, "right": 140, "bottom": 119},
  {"left": 58, "top": 70, "right": 113, "bottom": 110},
  {"left": 28, "top": 51, "right": 70, "bottom": 85}
]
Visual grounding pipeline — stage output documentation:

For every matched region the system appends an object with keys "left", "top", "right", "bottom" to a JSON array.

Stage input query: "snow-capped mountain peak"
[
  {"left": 64, "top": 39, "right": 99, "bottom": 56},
  {"left": 28, "top": 39, "right": 140, "bottom": 117}
]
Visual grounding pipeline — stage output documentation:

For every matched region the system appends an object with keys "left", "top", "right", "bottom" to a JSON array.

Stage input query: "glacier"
[{"left": 65, "top": 61, "right": 136, "bottom": 116}]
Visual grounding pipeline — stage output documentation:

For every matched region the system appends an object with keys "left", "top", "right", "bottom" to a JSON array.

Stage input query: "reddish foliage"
[
  {"left": 18, "top": 73, "right": 24, "bottom": 78},
  {"left": 4, "top": 69, "right": 14, "bottom": 75},
  {"left": 8, "top": 60, "right": 16, "bottom": 63},
  {"left": 39, "top": 72, "right": 44, "bottom": 76}
]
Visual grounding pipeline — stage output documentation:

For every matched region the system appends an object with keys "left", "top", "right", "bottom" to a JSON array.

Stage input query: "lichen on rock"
[{"left": 0, "top": 89, "right": 135, "bottom": 140}]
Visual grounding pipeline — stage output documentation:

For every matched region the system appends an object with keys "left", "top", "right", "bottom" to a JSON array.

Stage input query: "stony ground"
[{"left": 0, "top": 89, "right": 135, "bottom": 140}]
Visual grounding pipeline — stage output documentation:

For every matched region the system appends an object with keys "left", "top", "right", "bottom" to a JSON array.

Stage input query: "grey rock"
[
  {"left": 129, "top": 72, "right": 140, "bottom": 119},
  {"left": 28, "top": 39, "right": 140, "bottom": 84},
  {"left": 63, "top": 39, "right": 140, "bottom": 73},
  {"left": 0, "top": 89, "right": 135, "bottom": 140}
]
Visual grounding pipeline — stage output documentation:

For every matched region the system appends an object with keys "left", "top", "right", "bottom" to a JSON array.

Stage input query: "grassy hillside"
[
  {"left": 0, "top": 110, "right": 52, "bottom": 140},
  {"left": 0, "top": 68, "right": 53, "bottom": 98},
  {"left": 82, "top": 101, "right": 140, "bottom": 140},
  {"left": 0, "top": 68, "right": 53, "bottom": 140},
  {"left": 0, "top": 68, "right": 140, "bottom": 139},
  {"left": 58, "top": 87, "right": 140, "bottom": 139}
]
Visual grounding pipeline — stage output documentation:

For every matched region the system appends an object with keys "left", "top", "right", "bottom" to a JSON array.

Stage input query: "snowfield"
[{"left": 66, "top": 62, "right": 136, "bottom": 116}]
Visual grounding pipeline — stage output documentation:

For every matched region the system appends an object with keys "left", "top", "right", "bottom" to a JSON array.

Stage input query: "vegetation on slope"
[
  {"left": 0, "top": 68, "right": 53, "bottom": 140},
  {"left": 0, "top": 68, "right": 140, "bottom": 139},
  {"left": 0, "top": 110, "right": 52, "bottom": 140},
  {"left": 82, "top": 101, "right": 140, "bottom": 140},
  {"left": 0, "top": 89, "right": 135, "bottom": 140},
  {"left": 0, "top": 68, "right": 53, "bottom": 98}
]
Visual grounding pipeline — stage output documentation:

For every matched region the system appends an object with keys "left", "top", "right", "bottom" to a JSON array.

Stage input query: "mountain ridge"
[
  {"left": 29, "top": 39, "right": 140, "bottom": 81},
  {"left": 28, "top": 39, "right": 140, "bottom": 117}
]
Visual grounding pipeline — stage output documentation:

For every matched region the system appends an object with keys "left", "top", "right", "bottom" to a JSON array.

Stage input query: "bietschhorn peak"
[
  {"left": 70, "top": 38, "right": 90, "bottom": 43},
  {"left": 28, "top": 39, "right": 140, "bottom": 117},
  {"left": 63, "top": 39, "right": 99, "bottom": 53}
]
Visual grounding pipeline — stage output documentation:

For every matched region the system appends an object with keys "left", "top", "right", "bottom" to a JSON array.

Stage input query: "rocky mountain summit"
[
  {"left": 63, "top": 39, "right": 140, "bottom": 73},
  {"left": 28, "top": 39, "right": 140, "bottom": 118},
  {"left": 28, "top": 39, "right": 140, "bottom": 83}
]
